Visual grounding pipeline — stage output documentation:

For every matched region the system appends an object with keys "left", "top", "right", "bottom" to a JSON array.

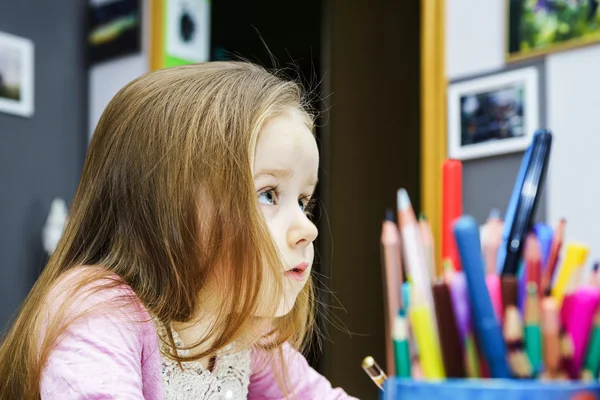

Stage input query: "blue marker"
[
  {"left": 517, "top": 259, "right": 526, "bottom": 314},
  {"left": 454, "top": 215, "right": 512, "bottom": 378},
  {"left": 534, "top": 222, "right": 554, "bottom": 270}
]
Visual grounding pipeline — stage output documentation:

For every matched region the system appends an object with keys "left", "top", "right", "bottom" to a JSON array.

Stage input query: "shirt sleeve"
[
  {"left": 40, "top": 283, "right": 149, "bottom": 399},
  {"left": 248, "top": 342, "right": 359, "bottom": 400}
]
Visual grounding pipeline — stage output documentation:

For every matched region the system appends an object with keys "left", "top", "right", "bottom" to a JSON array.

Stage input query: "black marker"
[{"left": 502, "top": 130, "right": 552, "bottom": 276}]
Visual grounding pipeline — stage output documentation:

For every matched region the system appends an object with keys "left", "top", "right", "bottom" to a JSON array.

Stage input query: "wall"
[
  {"left": 0, "top": 0, "right": 88, "bottom": 329},
  {"left": 89, "top": 3, "right": 149, "bottom": 139},
  {"left": 446, "top": 0, "right": 600, "bottom": 273},
  {"left": 446, "top": 0, "right": 542, "bottom": 226},
  {"left": 546, "top": 46, "right": 600, "bottom": 277}
]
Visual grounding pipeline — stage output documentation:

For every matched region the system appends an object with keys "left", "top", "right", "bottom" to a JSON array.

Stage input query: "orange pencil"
[
  {"left": 541, "top": 297, "right": 561, "bottom": 378},
  {"left": 380, "top": 210, "right": 403, "bottom": 376}
]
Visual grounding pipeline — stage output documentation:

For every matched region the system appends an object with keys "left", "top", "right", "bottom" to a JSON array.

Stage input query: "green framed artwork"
[
  {"left": 507, "top": 0, "right": 600, "bottom": 61},
  {"left": 150, "top": 0, "right": 210, "bottom": 71}
]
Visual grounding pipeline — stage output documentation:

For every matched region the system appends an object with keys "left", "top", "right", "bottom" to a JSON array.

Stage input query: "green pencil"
[
  {"left": 583, "top": 307, "right": 600, "bottom": 378},
  {"left": 393, "top": 309, "right": 412, "bottom": 378},
  {"left": 464, "top": 333, "right": 480, "bottom": 378},
  {"left": 524, "top": 283, "right": 542, "bottom": 374}
]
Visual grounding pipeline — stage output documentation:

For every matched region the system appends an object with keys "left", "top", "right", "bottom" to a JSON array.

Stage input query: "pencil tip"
[
  {"left": 385, "top": 209, "right": 394, "bottom": 222},
  {"left": 397, "top": 188, "right": 410, "bottom": 211},
  {"left": 419, "top": 212, "right": 427, "bottom": 221}
]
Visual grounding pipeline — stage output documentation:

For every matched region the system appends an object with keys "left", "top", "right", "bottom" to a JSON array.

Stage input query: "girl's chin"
[{"left": 274, "top": 296, "right": 297, "bottom": 317}]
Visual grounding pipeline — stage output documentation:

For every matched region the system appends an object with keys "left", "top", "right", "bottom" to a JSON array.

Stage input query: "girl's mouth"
[{"left": 285, "top": 262, "right": 309, "bottom": 281}]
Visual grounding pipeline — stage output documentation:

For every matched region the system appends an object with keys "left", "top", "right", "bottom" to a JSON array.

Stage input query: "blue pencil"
[{"left": 454, "top": 215, "right": 512, "bottom": 379}]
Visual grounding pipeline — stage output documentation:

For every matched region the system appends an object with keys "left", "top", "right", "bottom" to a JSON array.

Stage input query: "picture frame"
[
  {"left": 87, "top": 0, "right": 142, "bottom": 65},
  {"left": 149, "top": 0, "right": 211, "bottom": 71},
  {"left": 507, "top": 0, "right": 600, "bottom": 62},
  {"left": 447, "top": 67, "right": 539, "bottom": 161},
  {"left": 0, "top": 31, "right": 34, "bottom": 118}
]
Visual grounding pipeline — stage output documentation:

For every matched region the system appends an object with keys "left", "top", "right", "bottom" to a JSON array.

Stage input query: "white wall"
[
  {"left": 446, "top": 1, "right": 600, "bottom": 271},
  {"left": 446, "top": 0, "right": 504, "bottom": 80},
  {"left": 88, "top": 3, "right": 149, "bottom": 139},
  {"left": 546, "top": 46, "right": 600, "bottom": 275}
]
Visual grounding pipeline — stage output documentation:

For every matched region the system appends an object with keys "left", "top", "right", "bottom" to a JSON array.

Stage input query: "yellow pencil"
[
  {"left": 551, "top": 244, "right": 589, "bottom": 306},
  {"left": 409, "top": 289, "right": 445, "bottom": 379}
]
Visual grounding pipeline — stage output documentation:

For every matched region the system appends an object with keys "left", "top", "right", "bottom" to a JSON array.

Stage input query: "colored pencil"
[
  {"left": 504, "top": 305, "right": 533, "bottom": 378},
  {"left": 433, "top": 281, "right": 466, "bottom": 377},
  {"left": 442, "top": 159, "right": 463, "bottom": 272},
  {"left": 582, "top": 305, "right": 600, "bottom": 378},
  {"left": 419, "top": 214, "right": 437, "bottom": 281},
  {"left": 541, "top": 297, "right": 561, "bottom": 378},
  {"left": 380, "top": 210, "right": 403, "bottom": 376},
  {"left": 542, "top": 219, "right": 565, "bottom": 295},
  {"left": 524, "top": 282, "right": 543, "bottom": 374},
  {"left": 393, "top": 309, "right": 412, "bottom": 378}
]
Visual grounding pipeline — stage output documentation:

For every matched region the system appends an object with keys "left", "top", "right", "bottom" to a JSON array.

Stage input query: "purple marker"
[{"left": 449, "top": 272, "right": 470, "bottom": 345}]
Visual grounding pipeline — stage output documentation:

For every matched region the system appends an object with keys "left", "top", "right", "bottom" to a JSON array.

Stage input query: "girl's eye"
[
  {"left": 258, "top": 189, "right": 277, "bottom": 206},
  {"left": 300, "top": 196, "right": 316, "bottom": 214},
  {"left": 298, "top": 198, "right": 306, "bottom": 212}
]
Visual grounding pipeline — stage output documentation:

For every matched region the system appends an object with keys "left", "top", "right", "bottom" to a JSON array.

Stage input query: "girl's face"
[{"left": 254, "top": 109, "right": 319, "bottom": 317}]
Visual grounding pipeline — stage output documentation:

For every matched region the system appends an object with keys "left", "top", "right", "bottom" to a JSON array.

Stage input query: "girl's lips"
[{"left": 285, "top": 262, "right": 309, "bottom": 281}]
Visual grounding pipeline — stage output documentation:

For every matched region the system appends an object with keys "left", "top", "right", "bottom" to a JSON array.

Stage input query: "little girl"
[{"left": 0, "top": 62, "right": 358, "bottom": 399}]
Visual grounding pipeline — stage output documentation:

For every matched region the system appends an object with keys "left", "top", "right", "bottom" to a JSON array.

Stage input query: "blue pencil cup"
[{"left": 381, "top": 378, "right": 600, "bottom": 400}]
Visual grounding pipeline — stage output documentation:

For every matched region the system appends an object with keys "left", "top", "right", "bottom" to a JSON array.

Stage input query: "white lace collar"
[{"left": 157, "top": 325, "right": 252, "bottom": 400}]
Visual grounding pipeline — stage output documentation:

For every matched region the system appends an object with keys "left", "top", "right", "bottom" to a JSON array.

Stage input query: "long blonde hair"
[{"left": 0, "top": 62, "right": 317, "bottom": 399}]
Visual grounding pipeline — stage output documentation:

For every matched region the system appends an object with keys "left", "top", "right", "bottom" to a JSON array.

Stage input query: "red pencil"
[
  {"left": 442, "top": 159, "right": 462, "bottom": 271},
  {"left": 525, "top": 233, "right": 542, "bottom": 298},
  {"left": 542, "top": 219, "right": 565, "bottom": 295}
]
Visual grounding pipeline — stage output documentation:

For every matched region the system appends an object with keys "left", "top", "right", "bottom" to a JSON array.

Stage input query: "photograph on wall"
[
  {"left": 508, "top": 0, "right": 600, "bottom": 61},
  {"left": 165, "top": 0, "right": 211, "bottom": 66},
  {"left": 447, "top": 67, "right": 539, "bottom": 161},
  {"left": 0, "top": 31, "right": 34, "bottom": 117},
  {"left": 87, "top": 0, "right": 141, "bottom": 65}
]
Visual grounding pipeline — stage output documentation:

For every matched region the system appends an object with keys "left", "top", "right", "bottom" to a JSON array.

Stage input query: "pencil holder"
[{"left": 382, "top": 378, "right": 600, "bottom": 400}]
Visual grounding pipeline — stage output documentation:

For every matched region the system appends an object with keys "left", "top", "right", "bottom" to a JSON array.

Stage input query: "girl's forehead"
[{"left": 253, "top": 112, "right": 319, "bottom": 179}]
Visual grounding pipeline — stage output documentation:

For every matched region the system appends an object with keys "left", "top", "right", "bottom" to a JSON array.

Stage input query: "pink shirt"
[{"left": 40, "top": 273, "right": 357, "bottom": 399}]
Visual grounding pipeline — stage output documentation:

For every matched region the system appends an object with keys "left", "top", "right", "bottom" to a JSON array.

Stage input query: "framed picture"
[
  {"left": 507, "top": 0, "right": 600, "bottom": 61},
  {"left": 447, "top": 67, "right": 539, "bottom": 161},
  {"left": 0, "top": 31, "right": 34, "bottom": 117},
  {"left": 87, "top": 0, "right": 141, "bottom": 65},
  {"left": 149, "top": 0, "right": 211, "bottom": 71}
]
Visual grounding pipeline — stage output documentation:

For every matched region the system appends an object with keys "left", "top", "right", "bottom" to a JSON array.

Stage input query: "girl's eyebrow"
[
  {"left": 254, "top": 168, "right": 318, "bottom": 188},
  {"left": 254, "top": 168, "right": 293, "bottom": 180}
]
